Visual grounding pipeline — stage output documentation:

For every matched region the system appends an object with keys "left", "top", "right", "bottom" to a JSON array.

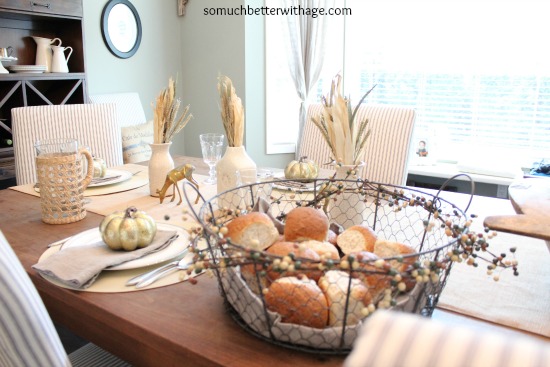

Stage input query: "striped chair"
[
  {"left": 299, "top": 104, "right": 416, "bottom": 186},
  {"left": 0, "top": 230, "right": 131, "bottom": 367},
  {"left": 345, "top": 310, "right": 550, "bottom": 367},
  {"left": 11, "top": 104, "right": 123, "bottom": 185}
]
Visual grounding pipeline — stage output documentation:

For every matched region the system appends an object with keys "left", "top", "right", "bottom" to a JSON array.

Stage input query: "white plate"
[
  {"left": 61, "top": 223, "right": 189, "bottom": 271},
  {"left": 272, "top": 177, "right": 317, "bottom": 192},
  {"left": 87, "top": 169, "right": 133, "bottom": 188}
]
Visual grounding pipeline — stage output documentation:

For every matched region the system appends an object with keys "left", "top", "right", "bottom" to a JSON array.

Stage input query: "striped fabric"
[
  {"left": 11, "top": 104, "right": 123, "bottom": 185},
  {"left": 68, "top": 343, "right": 131, "bottom": 367},
  {"left": 89, "top": 93, "right": 147, "bottom": 128},
  {"left": 300, "top": 104, "right": 416, "bottom": 185},
  {"left": 0, "top": 231, "right": 132, "bottom": 367},
  {"left": 344, "top": 310, "right": 550, "bottom": 367},
  {"left": 0, "top": 231, "right": 70, "bottom": 367}
]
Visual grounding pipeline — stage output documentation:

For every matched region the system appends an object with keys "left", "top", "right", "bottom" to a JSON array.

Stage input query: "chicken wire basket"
[{"left": 185, "top": 175, "right": 476, "bottom": 355}]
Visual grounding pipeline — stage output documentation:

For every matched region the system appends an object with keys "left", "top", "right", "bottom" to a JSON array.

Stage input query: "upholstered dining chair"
[
  {"left": 90, "top": 92, "right": 153, "bottom": 164},
  {"left": 11, "top": 103, "right": 123, "bottom": 185},
  {"left": 299, "top": 104, "right": 416, "bottom": 186},
  {"left": 0, "top": 231, "right": 131, "bottom": 366}
]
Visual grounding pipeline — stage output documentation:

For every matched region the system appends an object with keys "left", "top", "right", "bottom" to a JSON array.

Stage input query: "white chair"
[
  {"left": 299, "top": 104, "right": 416, "bottom": 186},
  {"left": 11, "top": 103, "right": 123, "bottom": 185},
  {"left": 0, "top": 230, "right": 131, "bottom": 367},
  {"left": 89, "top": 92, "right": 147, "bottom": 128}
]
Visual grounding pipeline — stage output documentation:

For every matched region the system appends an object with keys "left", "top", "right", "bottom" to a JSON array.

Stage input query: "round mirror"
[{"left": 101, "top": 0, "right": 142, "bottom": 58}]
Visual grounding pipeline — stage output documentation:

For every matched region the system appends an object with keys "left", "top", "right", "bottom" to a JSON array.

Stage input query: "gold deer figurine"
[{"left": 157, "top": 164, "right": 200, "bottom": 205}]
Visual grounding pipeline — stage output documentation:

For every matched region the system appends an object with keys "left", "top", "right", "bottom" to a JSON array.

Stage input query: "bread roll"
[
  {"left": 284, "top": 207, "right": 329, "bottom": 243},
  {"left": 225, "top": 212, "right": 279, "bottom": 251},
  {"left": 373, "top": 239, "right": 417, "bottom": 272},
  {"left": 264, "top": 276, "right": 328, "bottom": 329},
  {"left": 265, "top": 241, "right": 321, "bottom": 282},
  {"left": 342, "top": 251, "right": 391, "bottom": 301},
  {"left": 318, "top": 270, "right": 372, "bottom": 327},
  {"left": 301, "top": 240, "right": 340, "bottom": 260},
  {"left": 336, "top": 225, "right": 377, "bottom": 254}
]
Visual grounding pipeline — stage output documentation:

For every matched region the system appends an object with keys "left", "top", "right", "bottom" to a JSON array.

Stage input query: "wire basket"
[{"left": 186, "top": 176, "right": 474, "bottom": 355}]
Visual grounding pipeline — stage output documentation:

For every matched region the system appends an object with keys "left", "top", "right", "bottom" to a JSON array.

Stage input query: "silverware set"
[{"left": 126, "top": 255, "right": 194, "bottom": 288}]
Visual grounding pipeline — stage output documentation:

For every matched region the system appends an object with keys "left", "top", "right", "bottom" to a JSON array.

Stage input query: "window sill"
[{"left": 407, "top": 162, "right": 522, "bottom": 186}]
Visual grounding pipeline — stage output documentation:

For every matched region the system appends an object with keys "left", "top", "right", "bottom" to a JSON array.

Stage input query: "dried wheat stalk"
[
  {"left": 311, "top": 74, "right": 375, "bottom": 165},
  {"left": 152, "top": 77, "right": 193, "bottom": 144},
  {"left": 218, "top": 75, "right": 244, "bottom": 147}
]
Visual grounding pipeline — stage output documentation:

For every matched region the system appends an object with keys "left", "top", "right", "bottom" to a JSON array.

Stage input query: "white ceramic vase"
[
  {"left": 328, "top": 163, "right": 368, "bottom": 228},
  {"left": 216, "top": 146, "right": 256, "bottom": 208},
  {"left": 148, "top": 142, "right": 175, "bottom": 197}
]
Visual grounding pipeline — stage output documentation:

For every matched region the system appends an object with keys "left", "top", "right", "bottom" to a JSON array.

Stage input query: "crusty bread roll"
[
  {"left": 318, "top": 270, "right": 372, "bottom": 327},
  {"left": 301, "top": 240, "right": 340, "bottom": 260},
  {"left": 225, "top": 212, "right": 279, "bottom": 251},
  {"left": 265, "top": 241, "right": 321, "bottom": 282},
  {"left": 373, "top": 239, "right": 417, "bottom": 272},
  {"left": 374, "top": 240, "right": 418, "bottom": 291},
  {"left": 342, "top": 251, "right": 391, "bottom": 301},
  {"left": 264, "top": 276, "right": 328, "bottom": 329},
  {"left": 284, "top": 207, "right": 329, "bottom": 243},
  {"left": 336, "top": 225, "right": 377, "bottom": 254}
]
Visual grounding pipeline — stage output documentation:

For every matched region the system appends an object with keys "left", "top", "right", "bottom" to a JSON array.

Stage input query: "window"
[{"left": 266, "top": 0, "right": 550, "bottom": 168}]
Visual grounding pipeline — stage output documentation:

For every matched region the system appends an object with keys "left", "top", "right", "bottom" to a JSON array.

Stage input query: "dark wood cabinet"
[{"left": 0, "top": 0, "right": 87, "bottom": 188}]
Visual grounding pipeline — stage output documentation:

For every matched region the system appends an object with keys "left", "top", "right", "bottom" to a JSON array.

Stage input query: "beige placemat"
[
  {"left": 84, "top": 173, "right": 216, "bottom": 229},
  {"left": 437, "top": 193, "right": 550, "bottom": 337},
  {"left": 10, "top": 163, "right": 148, "bottom": 197}
]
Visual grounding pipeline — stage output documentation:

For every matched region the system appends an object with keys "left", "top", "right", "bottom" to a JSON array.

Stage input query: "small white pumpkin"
[{"left": 284, "top": 156, "right": 319, "bottom": 181}]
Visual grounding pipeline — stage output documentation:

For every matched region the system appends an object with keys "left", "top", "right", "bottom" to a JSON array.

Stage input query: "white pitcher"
[
  {"left": 51, "top": 45, "right": 72, "bottom": 73},
  {"left": 32, "top": 36, "right": 62, "bottom": 73}
]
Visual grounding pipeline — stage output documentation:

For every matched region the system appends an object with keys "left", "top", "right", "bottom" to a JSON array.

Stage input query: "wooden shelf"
[{"left": 0, "top": 0, "right": 87, "bottom": 186}]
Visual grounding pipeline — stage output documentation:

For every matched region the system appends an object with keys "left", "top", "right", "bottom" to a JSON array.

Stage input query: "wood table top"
[
  {"left": 484, "top": 177, "right": 550, "bottom": 241},
  {"left": 0, "top": 156, "right": 345, "bottom": 367},
  {"left": 1, "top": 156, "right": 546, "bottom": 366}
]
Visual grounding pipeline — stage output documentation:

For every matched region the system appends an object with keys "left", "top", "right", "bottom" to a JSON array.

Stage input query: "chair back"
[
  {"left": 11, "top": 104, "right": 123, "bottom": 185},
  {"left": 299, "top": 104, "right": 416, "bottom": 185},
  {"left": 89, "top": 92, "right": 146, "bottom": 128},
  {"left": 0, "top": 231, "right": 70, "bottom": 367}
]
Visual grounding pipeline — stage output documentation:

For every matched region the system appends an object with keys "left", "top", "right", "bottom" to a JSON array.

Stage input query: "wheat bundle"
[{"left": 218, "top": 75, "right": 244, "bottom": 147}]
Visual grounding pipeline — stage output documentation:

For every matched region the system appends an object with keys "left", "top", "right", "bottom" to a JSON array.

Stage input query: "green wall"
[{"left": 83, "top": 0, "right": 292, "bottom": 168}]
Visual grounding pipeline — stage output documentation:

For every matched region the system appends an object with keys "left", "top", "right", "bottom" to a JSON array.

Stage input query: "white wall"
[{"left": 83, "top": 0, "right": 292, "bottom": 168}]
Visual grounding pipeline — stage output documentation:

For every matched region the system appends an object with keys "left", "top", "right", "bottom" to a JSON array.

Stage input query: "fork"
[{"left": 47, "top": 236, "right": 73, "bottom": 248}]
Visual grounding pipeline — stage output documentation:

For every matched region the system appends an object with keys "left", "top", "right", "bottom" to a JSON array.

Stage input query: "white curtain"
[{"left": 281, "top": 0, "right": 337, "bottom": 157}]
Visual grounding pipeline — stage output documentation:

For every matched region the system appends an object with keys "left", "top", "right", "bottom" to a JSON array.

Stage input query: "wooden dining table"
[{"left": 0, "top": 155, "right": 547, "bottom": 367}]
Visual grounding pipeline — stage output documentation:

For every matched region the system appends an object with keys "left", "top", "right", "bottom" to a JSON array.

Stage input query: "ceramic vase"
[
  {"left": 328, "top": 163, "right": 368, "bottom": 228},
  {"left": 216, "top": 145, "right": 256, "bottom": 208},
  {"left": 148, "top": 142, "right": 175, "bottom": 197}
]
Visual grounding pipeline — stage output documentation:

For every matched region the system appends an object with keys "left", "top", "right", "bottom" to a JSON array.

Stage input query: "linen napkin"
[
  {"left": 252, "top": 197, "right": 284, "bottom": 234},
  {"left": 33, "top": 230, "right": 178, "bottom": 289}
]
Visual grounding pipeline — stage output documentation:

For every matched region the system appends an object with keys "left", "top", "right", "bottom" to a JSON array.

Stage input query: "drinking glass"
[{"left": 200, "top": 133, "right": 224, "bottom": 184}]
